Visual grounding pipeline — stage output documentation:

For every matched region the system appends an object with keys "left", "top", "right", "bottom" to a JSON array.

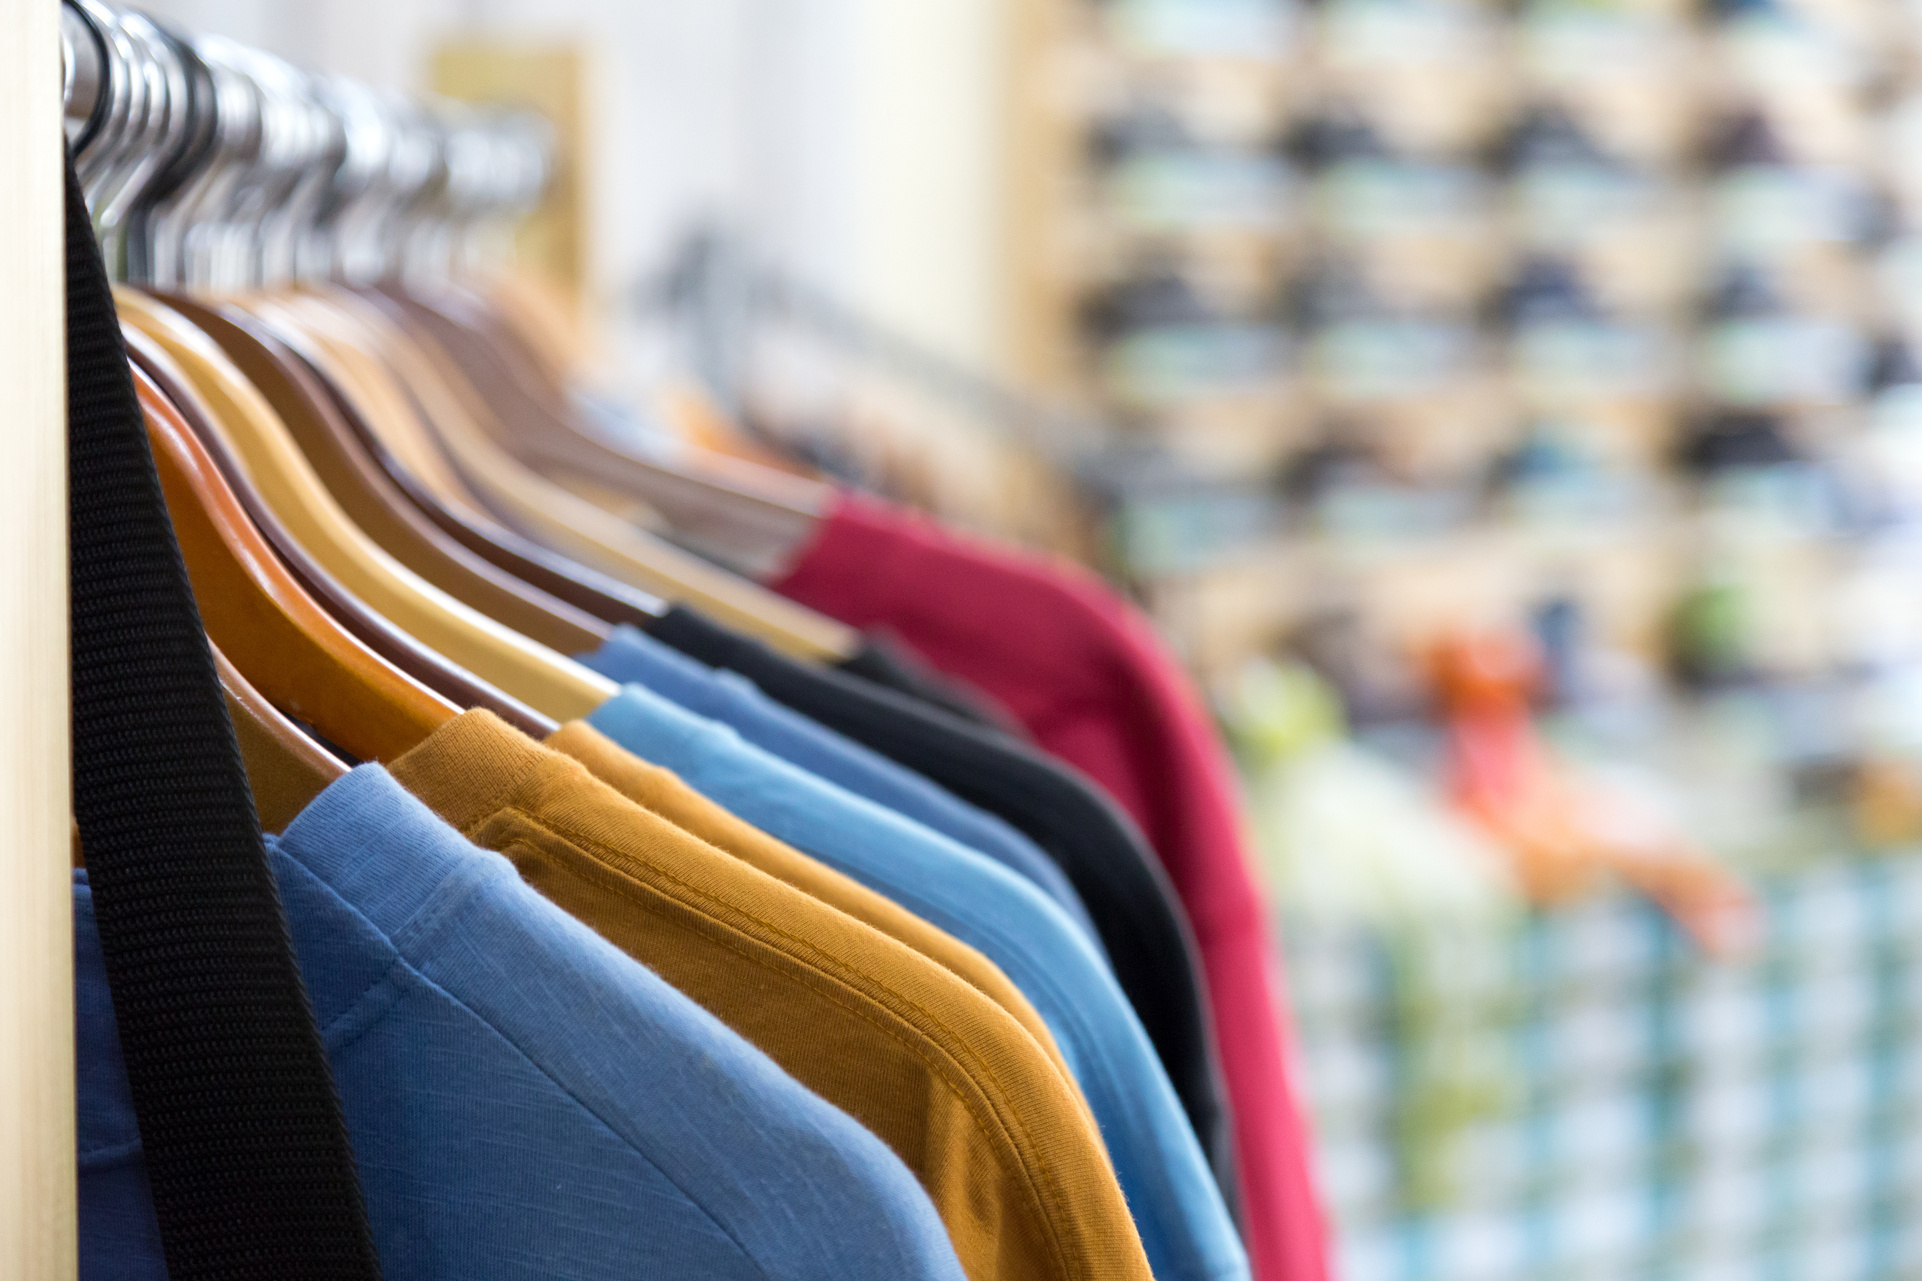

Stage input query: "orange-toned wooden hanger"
[
  {"left": 132, "top": 360, "right": 460, "bottom": 763},
  {"left": 158, "top": 291, "right": 614, "bottom": 656},
  {"left": 127, "top": 325, "right": 556, "bottom": 737},
  {"left": 118, "top": 288, "right": 617, "bottom": 719},
  {"left": 210, "top": 636, "right": 347, "bottom": 832}
]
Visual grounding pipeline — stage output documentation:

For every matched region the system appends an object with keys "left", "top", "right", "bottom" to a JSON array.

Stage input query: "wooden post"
[
  {"left": 1000, "top": 0, "right": 1082, "bottom": 399},
  {"left": 0, "top": 0, "right": 77, "bottom": 1276},
  {"left": 430, "top": 42, "right": 591, "bottom": 327}
]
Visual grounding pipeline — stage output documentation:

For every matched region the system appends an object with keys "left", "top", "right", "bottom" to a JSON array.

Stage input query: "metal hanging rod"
[
  {"left": 646, "top": 227, "right": 1111, "bottom": 459},
  {"left": 59, "top": 0, "right": 554, "bottom": 290}
]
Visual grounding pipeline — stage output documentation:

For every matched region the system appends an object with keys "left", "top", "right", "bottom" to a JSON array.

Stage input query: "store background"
[
  {"left": 132, "top": 0, "right": 1922, "bottom": 1277},
  {"left": 129, "top": 0, "right": 1014, "bottom": 379}
]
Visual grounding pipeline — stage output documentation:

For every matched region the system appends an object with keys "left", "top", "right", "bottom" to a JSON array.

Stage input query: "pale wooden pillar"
[{"left": 0, "top": 0, "right": 78, "bottom": 1277}]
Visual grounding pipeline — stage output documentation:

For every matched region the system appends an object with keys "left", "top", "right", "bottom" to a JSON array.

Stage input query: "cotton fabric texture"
[
  {"left": 545, "top": 718, "right": 1082, "bottom": 1094},
  {"left": 579, "top": 622, "right": 1100, "bottom": 946},
  {"left": 770, "top": 491, "right": 1329, "bottom": 1281},
  {"left": 587, "top": 684, "right": 1249, "bottom": 1281},
  {"left": 649, "top": 602, "right": 1234, "bottom": 1203},
  {"left": 390, "top": 710, "right": 1152, "bottom": 1281},
  {"left": 76, "top": 765, "right": 963, "bottom": 1281},
  {"left": 839, "top": 633, "right": 1021, "bottom": 732}
]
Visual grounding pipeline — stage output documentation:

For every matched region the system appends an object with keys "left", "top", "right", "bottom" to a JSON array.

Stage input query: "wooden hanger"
[
  {"left": 245, "top": 293, "right": 527, "bottom": 533},
  {"left": 235, "top": 292, "right": 680, "bottom": 639},
  {"left": 113, "top": 287, "right": 617, "bottom": 720},
  {"left": 286, "top": 335, "right": 679, "bottom": 635},
  {"left": 312, "top": 288, "right": 856, "bottom": 662},
  {"left": 223, "top": 292, "right": 683, "bottom": 645},
  {"left": 484, "top": 268, "right": 590, "bottom": 390},
  {"left": 125, "top": 325, "right": 559, "bottom": 739},
  {"left": 250, "top": 286, "right": 842, "bottom": 656},
  {"left": 388, "top": 282, "right": 831, "bottom": 578},
  {"left": 154, "top": 291, "right": 615, "bottom": 656},
  {"left": 210, "top": 636, "right": 347, "bottom": 833},
  {"left": 130, "top": 359, "right": 458, "bottom": 762}
]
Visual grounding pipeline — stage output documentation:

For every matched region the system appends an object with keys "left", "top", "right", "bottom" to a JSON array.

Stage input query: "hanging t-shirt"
[
  {"left": 588, "top": 684, "right": 1249, "bottom": 1281},
  {"left": 769, "top": 492, "right": 1328, "bottom": 1281},
  {"left": 544, "top": 718, "right": 1083, "bottom": 1094},
  {"left": 838, "top": 633, "right": 1022, "bottom": 732},
  {"left": 389, "top": 711, "right": 1152, "bottom": 1281},
  {"left": 76, "top": 765, "right": 963, "bottom": 1281},
  {"left": 578, "top": 623, "right": 1101, "bottom": 947},
  {"left": 648, "top": 604, "right": 1236, "bottom": 1209}
]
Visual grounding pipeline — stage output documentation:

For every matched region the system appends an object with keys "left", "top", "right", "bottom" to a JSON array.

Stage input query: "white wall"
[
  {"left": 134, "top": 0, "right": 1011, "bottom": 374},
  {"left": 844, "top": 0, "right": 1009, "bottom": 369}
]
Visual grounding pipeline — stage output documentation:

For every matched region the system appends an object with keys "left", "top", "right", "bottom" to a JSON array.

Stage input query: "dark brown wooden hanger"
[
  {"left": 154, "top": 291, "right": 615, "bottom": 657},
  {"left": 211, "top": 635, "right": 347, "bottom": 832},
  {"left": 131, "top": 358, "right": 458, "bottom": 763},
  {"left": 281, "top": 329, "right": 678, "bottom": 637},
  {"left": 125, "top": 325, "right": 559, "bottom": 740},
  {"left": 371, "top": 285, "right": 826, "bottom": 575}
]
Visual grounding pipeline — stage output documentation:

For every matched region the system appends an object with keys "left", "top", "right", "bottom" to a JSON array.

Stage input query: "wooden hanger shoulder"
[
  {"left": 272, "top": 306, "right": 678, "bottom": 631},
  {"left": 132, "top": 360, "right": 458, "bottom": 763},
  {"left": 396, "top": 323, "right": 857, "bottom": 661},
  {"left": 130, "top": 328, "right": 560, "bottom": 740},
  {"left": 210, "top": 636, "right": 347, "bottom": 834},
  {"left": 247, "top": 293, "right": 485, "bottom": 515},
  {"left": 335, "top": 291, "right": 857, "bottom": 662},
  {"left": 158, "top": 293, "right": 612, "bottom": 657},
  {"left": 398, "top": 283, "right": 831, "bottom": 577},
  {"left": 114, "top": 287, "right": 617, "bottom": 720}
]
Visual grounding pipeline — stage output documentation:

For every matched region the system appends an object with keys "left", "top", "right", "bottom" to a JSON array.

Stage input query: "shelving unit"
[{"left": 1003, "top": 0, "right": 1922, "bottom": 695}]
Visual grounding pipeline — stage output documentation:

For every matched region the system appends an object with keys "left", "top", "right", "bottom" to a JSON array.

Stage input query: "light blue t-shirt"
[
  {"left": 76, "top": 765, "right": 965, "bottom": 1281},
  {"left": 589, "top": 685, "right": 1249, "bottom": 1281},
  {"left": 578, "top": 626, "right": 1103, "bottom": 953},
  {"left": 576, "top": 619, "right": 1107, "bottom": 946}
]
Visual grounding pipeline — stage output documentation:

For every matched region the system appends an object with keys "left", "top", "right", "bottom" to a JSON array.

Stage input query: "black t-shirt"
[
  {"left": 836, "top": 635, "right": 1019, "bottom": 733},
  {"left": 652, "top": 606, "right": 1239, "bottom": 1211}
]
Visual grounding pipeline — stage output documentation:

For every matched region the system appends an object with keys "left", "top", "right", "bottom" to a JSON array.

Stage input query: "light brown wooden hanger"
[
  {"left": 390, "top": 282, "right": 830, "bottom": 578},
  {"left": 249, "top": 294, "right": 489, "bottom": 516},
  {"left": 156, "top": 291, "right": 615, "bottom": 657},
  {"left": 115, "top": 287, "right": 617, "bottom": 720},
  {"left": 485, "top": 269, "right": 590, "bottom": 391},
  {"left": 280, "top": 327, "right": 682, "bottom": 634},
  {"left": 131, "top": 360, "right": 459, "bottom": 763},
  {"left": 211, "top": 636, "right": 347, "bottom": 833},
  {"left": 125, "top": 325, "right": 559, "bottom": 739},
  {"left": 302, "top": 288, "right": 856, "bottom": 662}
]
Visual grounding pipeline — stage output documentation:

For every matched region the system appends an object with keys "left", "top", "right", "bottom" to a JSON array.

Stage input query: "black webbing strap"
[{"left": 64, "top": 148, "right": 384, "bottom": 1280}]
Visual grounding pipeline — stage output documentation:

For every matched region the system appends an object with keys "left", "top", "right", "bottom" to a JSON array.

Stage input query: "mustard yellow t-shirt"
[
  {"left": 391, "top": 711, "right": 1151, "bottom": 1281},
  {"left": 545, "top": 719, "right": 1088, "bottom": 1105}
]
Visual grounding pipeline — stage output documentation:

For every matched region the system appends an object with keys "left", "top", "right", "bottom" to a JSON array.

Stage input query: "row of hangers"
[{"left": 61, "top": 0, "right": 867, "bottom": 828}]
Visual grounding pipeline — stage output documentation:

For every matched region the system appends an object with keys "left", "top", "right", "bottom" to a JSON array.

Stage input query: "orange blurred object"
[
  {"left": 1430, "top": 628, "right": 1755, "bottom": 955},
  {"left": 657, "top": 384, "right": 823, "bottom": 479}
]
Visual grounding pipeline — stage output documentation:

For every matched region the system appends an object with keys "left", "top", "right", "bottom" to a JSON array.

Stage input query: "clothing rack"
[
  {"left": 58, "top": 0, "right": 551, "bottom": 292},
  {"left": 5, "top": 7, "right": 1313, "bottom": 1281},
  {"left": 0, "top": 4, "right": 553, "bottom": 1272},
  {"left": 644, "top": 225, "right": 1109, "bottom": 460}
]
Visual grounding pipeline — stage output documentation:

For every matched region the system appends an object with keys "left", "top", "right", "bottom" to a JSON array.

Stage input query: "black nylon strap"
[{"left": 65, "top": 147, "right": 384, "bottom": 1281}]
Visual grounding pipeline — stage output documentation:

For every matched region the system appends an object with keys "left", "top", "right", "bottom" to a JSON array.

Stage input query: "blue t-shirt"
[
  {"left": 76, "top": 765, "right": 964, "bottom": 1281},
  {"left": 588, "top": 686, "right": 1249, "bottom": 1281},
  {"left": 579, "top": 625, "right": 1103, "bottom": 952}
]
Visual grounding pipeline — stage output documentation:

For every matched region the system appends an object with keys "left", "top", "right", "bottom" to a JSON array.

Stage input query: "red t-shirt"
[{"left": 772, "top": 492, "right": 1330, "bottom": 1281}]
